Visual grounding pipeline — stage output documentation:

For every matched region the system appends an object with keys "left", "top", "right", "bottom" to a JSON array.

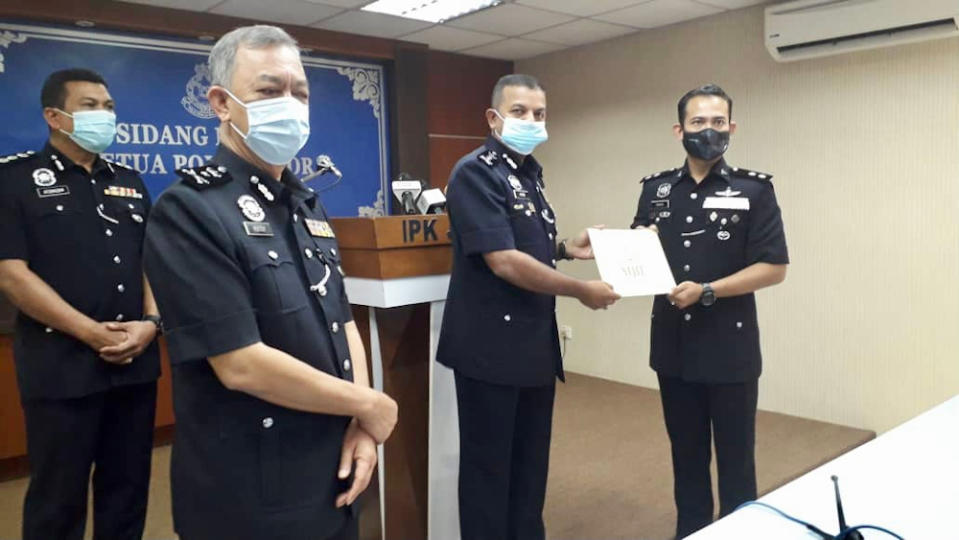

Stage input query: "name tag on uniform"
[
  {"left": 513, "top": 189, "right": 529, "bottom": 200},
  {"left": 243, "top": 221, "right": 274, "bottom": 237},
  {"left": 651, "top": 199, "right": 670, "bottom": 209},
  {"left": 36, "top": 186, "right": 70, "bottom": 198},
  {"left": 305, "top": 218, "right": 335, "bottom": 238},
  {"left": 702, "top": 196, "right": 750, "bottom": 211}
]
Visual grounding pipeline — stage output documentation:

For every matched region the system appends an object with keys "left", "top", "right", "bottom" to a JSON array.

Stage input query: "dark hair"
[
  {"left": 491, "top": 73, "right": 543, "bottom": 108},
  {"left": 677, "top": 84, "right": 732, "bottom": 124},
  {"left": 40, "top": 68, "right": 108, "bottom": 109}
]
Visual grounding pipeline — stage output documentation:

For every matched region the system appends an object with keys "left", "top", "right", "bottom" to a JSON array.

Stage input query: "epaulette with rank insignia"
[
  {"left": 177, "top": 164, "right": 232, "bottom": 190},
  {"left": 0, "top": 150, "right": 37, "bottom": 168},
  {"left": 641, "top": 167, "right": 678, "bottom": 183},
  {"left": 729, "top": 166, "right": 773, "bottom": 182},
  {"left": 477, "top": 149, "right": 498, "bottom": 167},
  {"left": 104, "top": 158, "right": 134, "bottom": 171}
]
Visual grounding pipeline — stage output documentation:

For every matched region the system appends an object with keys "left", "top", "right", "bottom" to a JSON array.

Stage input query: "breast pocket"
[
  {"left": 28, "top": 204, "right": 86, "bottom": 251},
  {"left": 509, "top": 205, "right": 544, "bottom": 245},
  {"left": 708, "top": 209, "right": 747, "bottom": 243},
  {"left": 242, "top": 242, "right": 308, "bottom": 314}
]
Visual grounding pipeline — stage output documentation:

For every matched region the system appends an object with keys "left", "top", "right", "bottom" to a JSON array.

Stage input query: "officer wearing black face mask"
[{"left": 631, "top": 84, "right": 789, "bottom": 538}]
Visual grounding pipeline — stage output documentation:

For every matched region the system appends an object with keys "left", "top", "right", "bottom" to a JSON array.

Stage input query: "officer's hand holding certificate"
[{"left": 587, "top": 227, "right": 676, "bottom": 297}]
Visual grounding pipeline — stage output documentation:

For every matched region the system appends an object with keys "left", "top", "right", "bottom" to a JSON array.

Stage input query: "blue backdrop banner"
[{"left": 0, "top": 21, "right": 390, "bottom": 216}]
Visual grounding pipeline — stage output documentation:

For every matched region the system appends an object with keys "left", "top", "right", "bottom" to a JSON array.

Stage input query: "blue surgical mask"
[
  {"left": 224, "top": 88, "right": 310, "bottom": 166},
  {"left": 494, "top": 110, "right": 547, "bottom": 156},
  {"left": 57, "top": 109, "right": 116, "bottom": 154}
]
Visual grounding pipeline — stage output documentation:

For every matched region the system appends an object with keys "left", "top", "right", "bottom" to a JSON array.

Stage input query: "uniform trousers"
[
  {"left": 658, "top": 374, "right": 758, "bottom": 539},
  {"left": 454, "top": 371, "right": 555, "bottom": 540},
  {"left": 21, "top": 381, "right": 157, "bottom": 540}
]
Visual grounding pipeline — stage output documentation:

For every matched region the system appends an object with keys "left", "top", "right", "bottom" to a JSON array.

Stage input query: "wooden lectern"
[{"left": 331, "top": 215, "right": 454, "bottom": 540}]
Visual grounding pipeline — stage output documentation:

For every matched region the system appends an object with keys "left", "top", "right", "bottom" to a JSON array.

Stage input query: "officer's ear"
[
  {"left": 486, "top": 108, "right": 502, "bottom": 133},
  {"left": 207, "top": 86, "right": 232, "bottom": 122},
  {"left": 729, "top": 120, "right": 737, "bottom": 136},
  {"left": 672, "top": 123, "right": 684, "bottom": 141},
  {"left": 43, "top": 107, "right": 69, "bottom": 133}
]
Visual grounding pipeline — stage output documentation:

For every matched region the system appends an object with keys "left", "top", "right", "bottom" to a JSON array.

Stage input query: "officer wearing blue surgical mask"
[
  {"left": 437, "top": 74, "right": 620, "bottom": 540},
  {"left": 143, "top": 25, "right": 397, "bottom": 540},
  {"left": 0, "top": 68, "right": 161, "bottom": 540}
]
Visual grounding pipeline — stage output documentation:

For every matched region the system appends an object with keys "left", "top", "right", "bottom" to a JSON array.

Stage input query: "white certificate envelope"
[{"left": 588, "top": 227, "right": 676, "bottom": 297}]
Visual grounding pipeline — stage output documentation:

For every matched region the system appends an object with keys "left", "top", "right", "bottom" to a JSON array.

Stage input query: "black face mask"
[{"left": 682, "top": 129, "right": 730, "bottom": 161}]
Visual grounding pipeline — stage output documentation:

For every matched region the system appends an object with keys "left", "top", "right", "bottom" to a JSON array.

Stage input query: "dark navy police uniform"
[
  {"left": 0, "top": 144, "right": 160, "bottom": 540},
  {"left": 632, "top": 159, "right": 788, "bottom": 537},
  {"left": 144, "top": 145, "right": 357, "bottom": 540},
  {"left": 437, "top": 135, "right": 562, "bottom": 540}
]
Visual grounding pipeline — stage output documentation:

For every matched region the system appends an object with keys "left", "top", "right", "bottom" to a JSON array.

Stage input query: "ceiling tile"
[
  {"left": 695, "top": 0, "right": 770, "bottom": 8},
  {"left": 445, "top": 3, "right": 575, "bottom": 36},
  {"left": 210, "top": 0, "right": 343, "bottom": 25},
  {"left": 522, "top": 18, "right": 637, "bottom": 46},
  {"left": 304, "top": 0, "right": 370, "bottom": 6},
  {"left": 401, "top": 25, "right": 504, "bottom": 52},
  {"left": 313, "top": 10, "right": 433, "bottom": 38},
  {"left": 461, "top": 38, "right": 566, "bottom": 60},
  {"left": 515, "top": 0, "right": 652, "bottom": 17},
  {"left": 118, "top": 0, "right": 222, "bottom": 11},
  {"left": 593, "top": 0, "right": 724, "bottom": 28}
]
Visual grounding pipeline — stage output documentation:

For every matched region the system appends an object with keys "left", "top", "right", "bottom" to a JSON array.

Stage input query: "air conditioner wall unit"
[{"left": 765, "top": 0, "right": 959, "bottom": 62}]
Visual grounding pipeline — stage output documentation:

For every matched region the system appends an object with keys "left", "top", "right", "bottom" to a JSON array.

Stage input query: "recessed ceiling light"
[
  {"left": 361, "top": 0, "right": 502, "bottom": 23},
  {"left": 75, "top": 20, "right": 95, "bottom": 28}
]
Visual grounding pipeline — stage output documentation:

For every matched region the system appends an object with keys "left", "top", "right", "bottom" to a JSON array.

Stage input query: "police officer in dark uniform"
[
  {"left": 0, "top": 68, "right": 161, "bottom": 540},
  {"left": 437, "top": 74, "right": 621, "bottom": 540},
  {"left": 143, "top": 26, "right": 397, "bottom": 540},
  {"left": 631, "top": 84, "right": 789, "bottom": 538}
]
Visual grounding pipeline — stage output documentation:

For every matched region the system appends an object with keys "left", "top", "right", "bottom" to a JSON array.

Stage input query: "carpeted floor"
[{"left": 0, "top": 373, "right": 874, "bottom": 540}]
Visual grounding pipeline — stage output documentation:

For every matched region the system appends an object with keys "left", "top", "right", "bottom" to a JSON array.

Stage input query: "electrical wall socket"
[{"left": 560, "top": 325, "right": 573, "bottom": 340}]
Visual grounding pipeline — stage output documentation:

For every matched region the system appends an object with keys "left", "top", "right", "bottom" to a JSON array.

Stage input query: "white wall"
[{"left": 517, "top": 5, "right": 959, "bottom": 433}]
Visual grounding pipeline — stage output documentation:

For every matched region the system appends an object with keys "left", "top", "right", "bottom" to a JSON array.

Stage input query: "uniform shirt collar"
[
  {"left": 679, "top": 158, "right": 732, "bottom": 186},
  {"left": 485, "top": 134, "right": 543, "bottom": 177},
  {"left": 213, "top": 144, "right": 317, "bottom": 208},
  {"left": 42, "top": 141, "right": 116, "bottom": 179}
]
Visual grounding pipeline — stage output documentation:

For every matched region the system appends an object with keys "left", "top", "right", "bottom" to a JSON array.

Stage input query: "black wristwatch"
[
  {"left": 700, "top": 283, "right": 716, "bottom": 306},
  {"left": 556, "top": 239, "right": 574, "bottom": 261},
  {"left": 143, "top": 314, "right": 163, "bottom": 335}
]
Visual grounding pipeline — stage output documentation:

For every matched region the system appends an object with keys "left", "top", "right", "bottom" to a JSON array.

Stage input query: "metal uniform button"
[
  {"left": 737, "top": 321, "right": 743, "bottom": 329},
  {"left": 686, "top": 216, "right": 693, "bottom": 223},
  {"left": 305, "top": 248, "right": 313, "bottom": 258},
  {"left": 551, "top": 259, "right": 556, "bottom": 266},
  {"left": 690, "top": 193, "right": 698, "bottom": 200},
  {"left": 105, "top": 228, "right": 113, "bottom": 237},
  {"left": 128, "top": 203, "right": 135, "bottom": 210},
  {"left": 684, "top": 240, "right": 691, "bottom": 248},
  {"left": 343, "top": 359, "right": 352, "bottom": 371},
  {"left": 331, "top": 249, "right": 337, "bottom": 256},
  {"left": 116, "top": 314, "right": 124, "bottom": 321},
  {"left": 683, "top": 264, "right": 690, "bottom": 272},
  {"left": 504, "top": 314, "right": 511, "bottom": 322},
  {"left": 117, "top": 284, "right": 125, "bottom": 293},
  {"left": 293, "top": 214, "right": 299, "bottom": 222},
  {"left": 90, "top": 179, "right": 96, "bottom": 185},
  {"left": 56, "top": 205, "right": 64, "bottom": 212},
  {"left": 548, "top": 233, "right": 554, "bottom": 240},
  {"left": 268, "top": 250, "right": 278, "bottom": 260},
  {"left": 331, "top": 322, "right": 339, "bottom": 333},
  {"left": 262, "top": 417, "right": 274, "bottom": 429},
  {"left": 113, "top": 255, "right": 121, "bottom": 264},
  {"left": 684, "top": 313, "right": 692, "bottom": 321},
  {"left": 44, "top": 327, "right": 53, "bottom": 333}
]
